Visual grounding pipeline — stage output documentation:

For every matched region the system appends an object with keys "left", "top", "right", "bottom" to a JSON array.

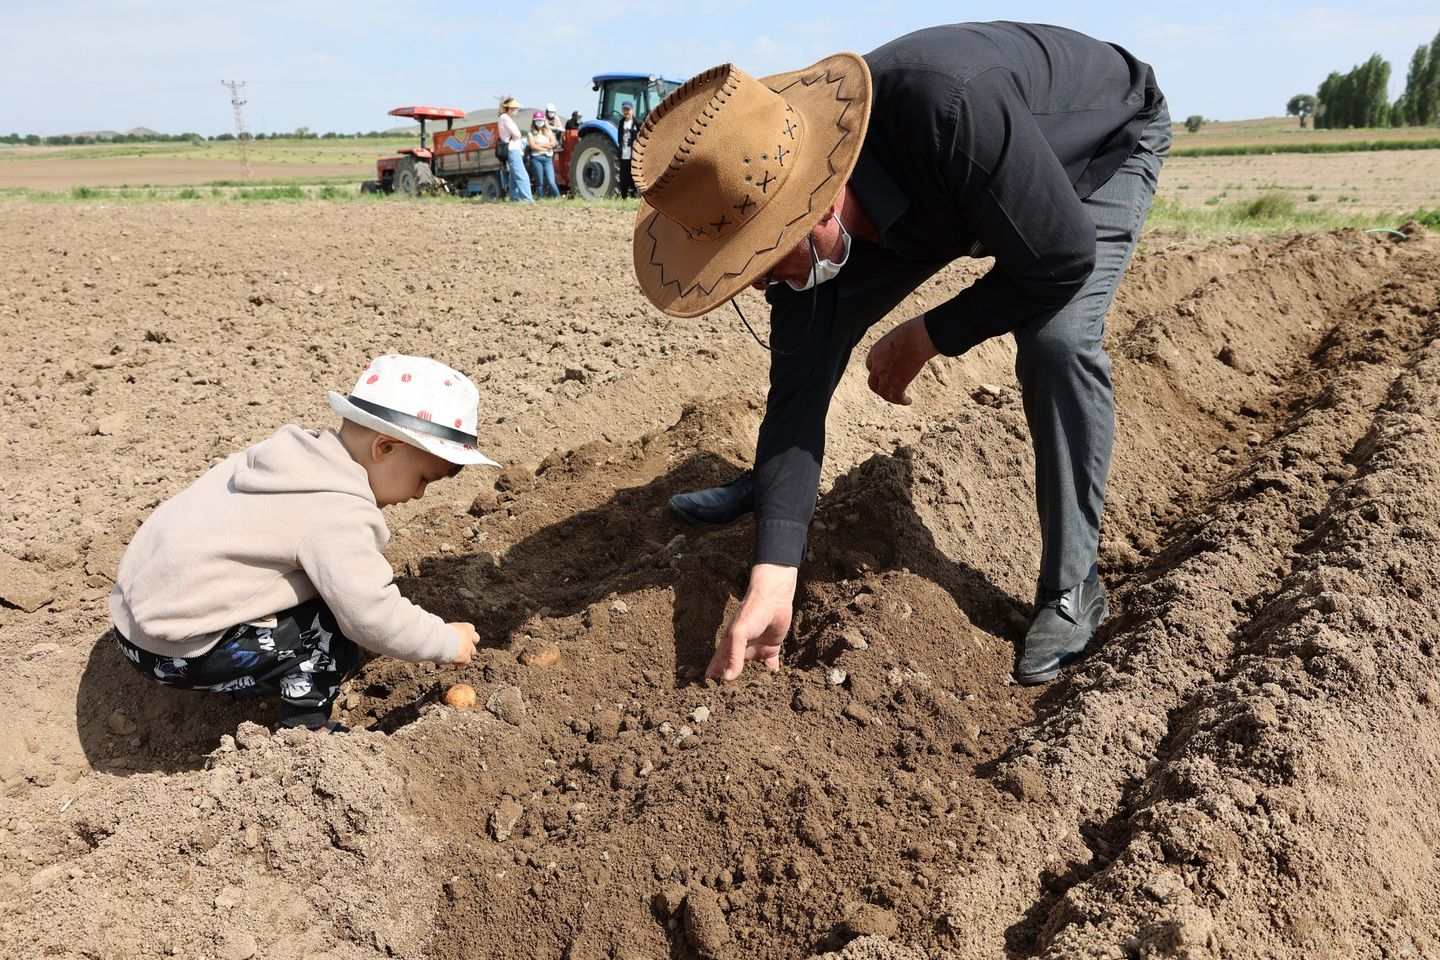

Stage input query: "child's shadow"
[{"left": 74, "top": 632, "right": 274, "bottom": 776}]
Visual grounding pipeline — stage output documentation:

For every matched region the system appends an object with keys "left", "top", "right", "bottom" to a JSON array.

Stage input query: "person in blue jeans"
[
  {"left": 497, "top": 96, "right": 534, "bottom": 203},
  {"left": 527, "top": 111, "right": 562, "bottom": 199},
  {"left": 631, "top": 23, "right": 1170, "bottom": 688}
]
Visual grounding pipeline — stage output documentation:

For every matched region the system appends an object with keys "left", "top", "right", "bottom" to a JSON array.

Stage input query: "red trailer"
[{"left": 363, "top": 105, "right": 576, "bottom": 199}]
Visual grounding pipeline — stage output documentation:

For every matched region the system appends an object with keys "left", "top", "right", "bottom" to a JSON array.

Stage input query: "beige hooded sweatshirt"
[{"left": 109, "top": 425, "right": 457, "bottom": 664}]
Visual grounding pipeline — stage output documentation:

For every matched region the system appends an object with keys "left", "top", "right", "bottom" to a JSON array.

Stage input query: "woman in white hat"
[{"left": 497, "top": 96, "right": 534, "bottom": 203}]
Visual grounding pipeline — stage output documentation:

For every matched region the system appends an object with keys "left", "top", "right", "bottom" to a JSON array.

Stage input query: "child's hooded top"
[{"left": 109, "top": 425, "right": 458, "bottom": 663}]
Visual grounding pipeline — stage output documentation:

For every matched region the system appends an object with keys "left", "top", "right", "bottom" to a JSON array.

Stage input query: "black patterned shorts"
[{"left": 113, "top": 597, "right": 360, "bottom": 729}]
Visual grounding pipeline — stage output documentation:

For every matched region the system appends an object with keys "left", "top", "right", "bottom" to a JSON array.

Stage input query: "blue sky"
[{"left": 2, "top": 1, "right": 1437, "bottom": 135}]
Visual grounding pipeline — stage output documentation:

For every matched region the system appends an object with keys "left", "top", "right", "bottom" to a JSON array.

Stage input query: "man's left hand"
[{"left": 866, "top": 314, "right": 939, "bottom": 405}]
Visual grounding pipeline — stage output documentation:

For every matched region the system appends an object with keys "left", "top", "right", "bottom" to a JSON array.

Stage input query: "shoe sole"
[{"left": 1014, "top": 596, "right": 1109, "bottom": 686}]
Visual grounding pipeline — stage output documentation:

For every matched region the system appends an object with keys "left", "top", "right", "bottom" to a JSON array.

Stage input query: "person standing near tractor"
[
  {"left": 497, "top": 96, "right": 533, "bottom": 204},
  {"left": 527, "top": 111, "right": 562, "bottom": 199},
  {"left": 617, "top": 100, "right": 639, "bottom": 200},
  {"left": 545, "top": 103, "right": 566, "bottom": 141},
  {"left": 630, "top": 22, "right": 1169, "bottom": 686}
]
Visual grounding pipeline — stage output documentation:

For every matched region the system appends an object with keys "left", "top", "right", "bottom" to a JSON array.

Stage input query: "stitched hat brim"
[
  {"left": 632, "top": 53, "right": 872, "bottom": 319},
  {"left": 328, "top": 391, "right": 500, "bottom": 467}
]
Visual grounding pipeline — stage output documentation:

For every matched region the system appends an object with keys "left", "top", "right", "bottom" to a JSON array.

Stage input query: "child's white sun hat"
[{"left": 329, "top": 354, "right": 500, "bottom": 466}]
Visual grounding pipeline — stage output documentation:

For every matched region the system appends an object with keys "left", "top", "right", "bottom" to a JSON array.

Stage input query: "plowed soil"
[{"left": 1, "top": 202, "right": 1438, "bottom": 960}]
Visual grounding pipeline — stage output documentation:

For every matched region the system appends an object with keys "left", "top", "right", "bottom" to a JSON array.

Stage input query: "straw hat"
[
  {"left": 631, "top": 54, "right": 872, "bottom": 318},
  {"left": 328, "top": 354, "right": 499, "bottom": 466}
]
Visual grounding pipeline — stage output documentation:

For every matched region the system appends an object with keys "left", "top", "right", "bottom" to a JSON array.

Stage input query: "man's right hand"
[
  {"left": 448, "top": 622, "right": 479, "bottom": 664},
  {"left": 706, "top": 563, "right": 798, "bottom": 681}
]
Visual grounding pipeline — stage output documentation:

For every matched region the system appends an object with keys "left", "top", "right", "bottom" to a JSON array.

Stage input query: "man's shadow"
[
  {"left": 356, "top": 449, "right": 1027, "bottom": 728},
  {"left": 74, "top": 631, "right": 274, "bottom": 776}
]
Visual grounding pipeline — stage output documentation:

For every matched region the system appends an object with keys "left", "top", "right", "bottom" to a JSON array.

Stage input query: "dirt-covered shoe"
[
  {"left": 669, "top": 470, "right": 756, "bottom": 525},
  {"left": 1015, "top": 578, "right": 1108, "bottom": 685}
]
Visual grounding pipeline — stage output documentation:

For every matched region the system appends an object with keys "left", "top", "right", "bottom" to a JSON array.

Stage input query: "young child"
[{"left": 108, "top": 354, "right": 498, "bottom": 731}]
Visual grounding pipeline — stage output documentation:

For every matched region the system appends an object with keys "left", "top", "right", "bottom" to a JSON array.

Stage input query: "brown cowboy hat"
[{"left": 631, "top": 54, "right": 872, "bottom": 318}]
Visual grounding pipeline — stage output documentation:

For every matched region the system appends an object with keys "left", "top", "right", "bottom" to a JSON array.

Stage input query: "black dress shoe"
[
  {"left": 669, "top": 470, "right": 756, "bottom": 525},
  {"left": 1015, "top": 577, "right": 1108, "bottom": 685}
]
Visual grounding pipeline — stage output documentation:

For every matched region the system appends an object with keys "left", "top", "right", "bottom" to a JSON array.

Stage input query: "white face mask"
[{"left": 786, "top": 214, "right": 852, "bottom": 292}]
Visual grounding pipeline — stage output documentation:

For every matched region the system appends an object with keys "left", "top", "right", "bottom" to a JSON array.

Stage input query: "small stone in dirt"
[
  {"left": 214, "top": 885, "right": 244, "bottom": 910},
  {"left": 839, "top": 629, "right": 868, "bottom": 651},
  {"left": 683, "top": 886, "right": 731, "bottom": 958},
  {"left": 490, "top": 797, "right": 523, "bottom": 842},
  {"left": 842, "top": 702, "right": 872, "bottom": 726},
  {"left": 520, "top": 643, "right": 561, "bottom": 668},
  {"left": 24, "top": 643, "right": 61, "bottom": 659},
  {"left": 841, "top": 902, "right": 899, "bottom": 938},
  {"left": 105, "top": 711, "right": 137, "bottom": 737},
  {"left": 690, "top": 706, "right": 711, "bottom": 724},
  {"left": 486, "top": 686, "right": 526, "bottom": 726},
  {"left": 217, "top": 932, "right": 257, "bottom": 960},
  {"left": 611, "top": 599, "right": 629, "bottom": 615},
  {"left": 93, "top": 413, "right": 127, "bottom": 436},
  {"left": 826, "top": 668, "right": 848, "bottom": 686}
]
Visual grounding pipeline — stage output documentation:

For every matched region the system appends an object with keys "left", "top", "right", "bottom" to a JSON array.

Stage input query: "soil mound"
[{"left": 1, "top": 203, "right": 1438, "bottom": 959}]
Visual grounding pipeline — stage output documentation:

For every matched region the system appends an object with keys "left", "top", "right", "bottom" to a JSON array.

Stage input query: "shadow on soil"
[
  {"left": 358, "top": 450, "right": 1029, "bottom": 732},
  {"left": 75, "top": 630, "right": 274, "bottom": 776}
]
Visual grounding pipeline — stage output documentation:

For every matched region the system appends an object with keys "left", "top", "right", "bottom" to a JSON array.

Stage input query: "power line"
[{"left": 220, "top": 79, "right": 252, "bottom": 181}]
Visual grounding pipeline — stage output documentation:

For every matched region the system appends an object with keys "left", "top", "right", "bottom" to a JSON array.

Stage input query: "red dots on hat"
[
  {"left": 417, "top": 410, "right": 432, "bottom": 421},
  {"left": 444, "top": 379, "right": 452, "bottom": 386},
  {"left": 454, "top": 418, "right": 463, "bottom": 427},
  {"left": 401, "top": 373, "right": 412, "bottom": 382},
  {"left": 366, "top": 374, "right": 379, "bottom": 384}
]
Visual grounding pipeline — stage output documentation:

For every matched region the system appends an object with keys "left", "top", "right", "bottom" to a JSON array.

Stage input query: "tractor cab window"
[{"left": 599, "top": 80, "right": 647, "bottom": 126}]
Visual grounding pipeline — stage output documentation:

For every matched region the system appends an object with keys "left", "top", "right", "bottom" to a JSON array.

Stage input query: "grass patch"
[
  {"left": 1172, "top": 138, "right": 1440, "bottom": 157},
  {"left": 1146, "top": 195, "right": 1438, "bottom": 239},
  {"left": 1236, "top": 192, "right": 1296, "bottom": 220},
  {"left": 235, "top": 185, "right": 310, "bottom": 201}
]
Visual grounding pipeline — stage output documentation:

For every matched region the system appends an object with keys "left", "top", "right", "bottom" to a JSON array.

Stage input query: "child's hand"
[{"left": 448, "top": 622, "right": 479, "bottom": 664}]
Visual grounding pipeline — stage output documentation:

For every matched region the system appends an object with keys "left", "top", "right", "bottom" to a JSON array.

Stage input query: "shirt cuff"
[
  {"left": 436, "top": 624, "right": 459, "bottom": 664},
  {"left": 924, "top": 308, "right": 983, "bottom": 358},
  {"left": 753, "top": 518, "right": 809, "bottom": 568}
]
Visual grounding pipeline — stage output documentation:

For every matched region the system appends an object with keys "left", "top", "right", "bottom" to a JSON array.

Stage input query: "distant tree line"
[
  {"left": 0, "top": 129, "right": 412, "bottom": 146},
  {"left": 1292, "top": 29, "right": 1440, "bottom": 129}
]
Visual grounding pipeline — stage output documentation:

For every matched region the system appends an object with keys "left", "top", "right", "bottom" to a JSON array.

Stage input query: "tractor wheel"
[
  {"left": 359, "top": 180, "right": 380, "bottom": 194},
  {"left": 393, "top": 157, "right": 420, "bottom": 197},
  {"left": 569, "top": 133, "right": 620, "bottom": 201},
  {"left": 475, "top": 174, "right": 502, "bottom": 201},
  {"left": 414, "top": 162, "right": 439, "bottom": 195}
]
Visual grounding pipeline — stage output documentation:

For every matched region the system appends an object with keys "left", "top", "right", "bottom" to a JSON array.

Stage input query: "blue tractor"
[{"left": 568, "top": 73, "right": 684, "bottom": 200}]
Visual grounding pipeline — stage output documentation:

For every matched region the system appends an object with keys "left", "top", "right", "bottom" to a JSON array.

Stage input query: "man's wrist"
[{"left": 748, "top": 562, "right": 798, "bottom": 596}]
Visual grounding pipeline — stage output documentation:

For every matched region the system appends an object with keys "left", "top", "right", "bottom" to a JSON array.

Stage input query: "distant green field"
[
  {"left": 1171, "top": 116, "right": 1440, "bottom": 148},
  {"left": 3, "top": 117, "right": 1437, "bottom": 243},
  {"left": 1171, "top": 138, "right": 1440, "bottom": 157},
  {"left": 0, "top": 136, "right": 418, "bottom": 167}
]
